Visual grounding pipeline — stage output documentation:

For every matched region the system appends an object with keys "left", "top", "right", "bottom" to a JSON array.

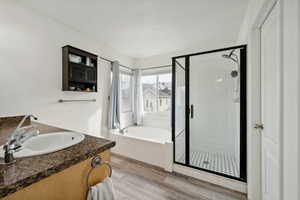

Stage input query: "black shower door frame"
[{"left": 171, "top": 45, "right": 247, "bottom": 182}]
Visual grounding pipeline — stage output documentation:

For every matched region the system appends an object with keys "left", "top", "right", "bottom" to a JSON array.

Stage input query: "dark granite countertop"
[{"left": 0, "top": 117, "right": 115, "bottom": 198}]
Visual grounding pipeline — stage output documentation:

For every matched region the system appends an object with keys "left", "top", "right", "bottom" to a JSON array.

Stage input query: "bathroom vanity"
[{"left": 0, "top": 117, "right": 115, "bottom": 200}]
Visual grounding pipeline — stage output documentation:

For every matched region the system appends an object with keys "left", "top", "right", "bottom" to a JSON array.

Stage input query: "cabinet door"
[
  {"left": 70, "top": 65, "right": 86, "bottom": 82},
  {"left": 86, "top": 68, "right": 97, "bottom": 82},
  {"left": 2, "top": 151, "right": 111, "bottom": 200}
]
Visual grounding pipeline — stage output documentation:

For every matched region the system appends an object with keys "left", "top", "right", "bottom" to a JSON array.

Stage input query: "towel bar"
[
  {"left": 86, "top": 155, "right": 112, "bottom": 189},
  {"left": 58, "top": 99, "right": 96, "bottom": 103}
]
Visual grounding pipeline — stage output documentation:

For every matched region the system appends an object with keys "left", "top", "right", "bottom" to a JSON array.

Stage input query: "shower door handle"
[{"left": 190, "top": 104, "right": 194, "bottom": 119}]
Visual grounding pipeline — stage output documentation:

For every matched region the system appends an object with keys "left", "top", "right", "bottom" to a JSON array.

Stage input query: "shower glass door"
[
  {"left": 173, "top": 57, "right": 186, "bottom": 164},
  {"left": 172, "top": 45, "right": 247, "bottom": 182}
]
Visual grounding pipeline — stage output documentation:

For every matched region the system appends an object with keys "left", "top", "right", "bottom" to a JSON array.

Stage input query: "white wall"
[
  {"left": 298, "top": 2, "right": 300, "bottom": 199},
  {"left": 238, "top": 0, "right": 269, "bottom": 43},
  {"left": 282, "top": 1, "right": 300, "bottom": 200},
  {"left": 189, "top": 54, "right": 239, "bottom": 157},
  {"left": 142, "top": 111, "right": 171, "bottom": 130},
  {"left": 134, "top": 41, "right": 239, "bottom": 68},
  {"left": 0, "top": 0, "right": 134, "bottom": 137}
]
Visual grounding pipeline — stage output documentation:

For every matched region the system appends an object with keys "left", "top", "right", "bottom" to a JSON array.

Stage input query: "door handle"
[
  {"left": 191, "top": 104, "right": 194, "bottom": 119},
  {"left": 254, "top": 123, "right": 264, "bottom": 130}
]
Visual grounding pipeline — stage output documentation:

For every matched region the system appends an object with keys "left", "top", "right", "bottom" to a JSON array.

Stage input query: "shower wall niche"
[{"left": 172, "top": 45, "right": 247, "bottom": 182}]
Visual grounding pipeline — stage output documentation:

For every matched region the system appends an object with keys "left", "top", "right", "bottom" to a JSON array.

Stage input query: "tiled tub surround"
[{"left": 0, "top": 117, "right": 115, "bottom": 198}]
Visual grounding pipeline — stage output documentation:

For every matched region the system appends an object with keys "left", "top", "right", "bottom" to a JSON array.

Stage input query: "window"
[
  {"left": 120, "top": 72, "right": 133, "bottom": 113},
  {"left": 142, "top": 73, "right": 172, "bottom": 113}
]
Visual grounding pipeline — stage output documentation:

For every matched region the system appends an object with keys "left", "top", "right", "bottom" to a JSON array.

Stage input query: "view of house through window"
[
  {"left": 142, "top": 73, "right": 172, "bottom": 112},
  {"left": 120, "top": 72, "right": 133, "bottom": 113}
]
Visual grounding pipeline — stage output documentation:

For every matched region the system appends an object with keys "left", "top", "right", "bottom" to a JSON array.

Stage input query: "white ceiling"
[{"left": 17, "top": 0, "right": 249, "bottom": 58}]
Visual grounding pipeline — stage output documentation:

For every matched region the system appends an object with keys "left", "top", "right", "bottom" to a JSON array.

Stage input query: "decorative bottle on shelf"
[{"left": 86, "top": 57, "right": 91, "bottom": 66}]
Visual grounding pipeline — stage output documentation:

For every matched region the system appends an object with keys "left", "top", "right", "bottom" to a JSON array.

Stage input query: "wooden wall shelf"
[{"left": 62, "top": 45, "right": 98, "bottom": 92}]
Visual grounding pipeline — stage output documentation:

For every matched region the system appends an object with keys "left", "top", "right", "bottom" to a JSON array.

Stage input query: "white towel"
[{"left": 87, "top": 177, "right": 115, "bottom": 200}]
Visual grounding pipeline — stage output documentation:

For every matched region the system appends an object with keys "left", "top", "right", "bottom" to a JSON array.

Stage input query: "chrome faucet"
[
  {"left": 3, "top": 115, "right": 39, "bottom": 164},
  {"left": 119, "top": 127, "right": 128, "bottom": 135}
]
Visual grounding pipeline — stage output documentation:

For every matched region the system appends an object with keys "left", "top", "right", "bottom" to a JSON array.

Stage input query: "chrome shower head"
[
  {"left": 222, "top": 54, "right": 230, "bottom": 59},
  {"left": 222, "top": 50, "right": 238, "bottom": 63}
]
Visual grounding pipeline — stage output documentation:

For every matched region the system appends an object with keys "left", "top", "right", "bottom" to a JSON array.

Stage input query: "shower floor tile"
[{"left": 179, "top": 151, "right": 239, "bottom": 177}]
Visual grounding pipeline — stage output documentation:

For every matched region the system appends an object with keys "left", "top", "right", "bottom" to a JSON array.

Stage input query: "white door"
[{"left": 260, "top": 2, "right": 281, "bottom": 200}]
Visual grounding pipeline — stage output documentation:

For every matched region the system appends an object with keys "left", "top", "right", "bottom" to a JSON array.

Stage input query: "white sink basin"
[{"left": 0, "top": 131, "right": 85, "bottom": 158}]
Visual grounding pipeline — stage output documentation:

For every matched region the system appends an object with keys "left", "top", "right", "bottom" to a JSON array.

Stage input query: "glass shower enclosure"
[{"left": 172, "top": 45, "right": 247, "bottom": 181}]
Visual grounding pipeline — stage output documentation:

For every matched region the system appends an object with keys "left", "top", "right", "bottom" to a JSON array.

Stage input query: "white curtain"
[
  {"left": 108, "top": 61, "right": 121, "bottom": 129},
  {"left": 133, "top": 69, "right": 143, "bottom": 125}
]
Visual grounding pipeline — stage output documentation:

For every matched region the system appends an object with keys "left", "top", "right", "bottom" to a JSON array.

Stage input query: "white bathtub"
[{"left": 109, "top": 126, "right": 173, "bottom": 171}]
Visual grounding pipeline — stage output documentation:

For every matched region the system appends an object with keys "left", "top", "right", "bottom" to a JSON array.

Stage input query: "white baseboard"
[{"left": 173, "top": 164, "right": 247, "bottom": 194}]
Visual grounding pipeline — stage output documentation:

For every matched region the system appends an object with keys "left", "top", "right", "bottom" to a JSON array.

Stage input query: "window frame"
[{"left": 142, "top": 72, "right": 172, "bottom": 113}]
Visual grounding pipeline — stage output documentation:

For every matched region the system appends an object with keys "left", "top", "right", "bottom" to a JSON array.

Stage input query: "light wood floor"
[{"left": 111, "top": 154, "right": 247, "bottom": 200}]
